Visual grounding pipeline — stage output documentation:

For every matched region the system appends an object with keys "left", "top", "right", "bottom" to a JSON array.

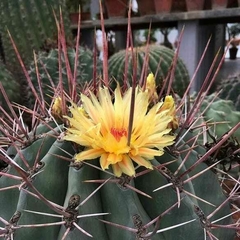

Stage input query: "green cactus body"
[
  {"left": 199, "top": 94, "right": 240, "bottom": 140},
  {"left": 0, "top": 120, "right": 235, "bottom": 239},
  {"left": 100, "top": 171, "right": 162, "bottom": 240},
  {"left": 0, "top": 0, "right": 71, "bottom": 68},
  {"left": 0, "top": 124, "right": 74, "bottom": 239},
  {"left": 14, "top": 140, "right": 72, "bottom": 239},
  {"left": 0, "top": 0, "right": 72, "bottom": 112},
  {"left": 217, "top": 74, "right": 240, "bottom": 111},
  {"left": 57, "top": 163, "right": 109, "bottom": 240},
  {"left": 136, "top": 147, "right": 233, "bottom": 239},
  {"left": 0, "top": 62, "right": 21, "bottom": 110},
  {"left": 108, "top": 45, "right": 190, "bottom": 96}
]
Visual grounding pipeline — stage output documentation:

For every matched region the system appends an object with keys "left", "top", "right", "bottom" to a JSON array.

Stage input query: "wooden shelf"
[{"left": 71, "top": 7, "right": 240, "bottom": 30}]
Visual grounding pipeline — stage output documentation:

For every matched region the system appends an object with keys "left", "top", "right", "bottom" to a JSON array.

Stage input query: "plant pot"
[
  {"left": 138, "top": 0, "right": 155, "bottom": 15},
  {"left": 154, "top": 0, "right": 172, "bottom": 13},
  {"left": 229, "top": 47, "right": 238, "bottom": 60},
  {"left": 69, "top": 12, "right": 91, "bottom": 24},
  {"left": 172, "top": 0, "right": 187, "bottom": 12},
  {"left": 186, "top": 0, "right": 205, "bottom": 11},
  {"left": 105, "top": 0, "right": 128, "bottom": 18},
  {"left": 211, "top": 0, "right": 228, "bottom": 9}
]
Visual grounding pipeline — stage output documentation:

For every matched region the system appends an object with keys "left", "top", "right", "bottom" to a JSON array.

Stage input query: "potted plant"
[
  {"left": 227, "top": 23, "right": 240, "bottom": 60},
  {"left": 66, "top": 0, "right": 91, "bottom": 23}
]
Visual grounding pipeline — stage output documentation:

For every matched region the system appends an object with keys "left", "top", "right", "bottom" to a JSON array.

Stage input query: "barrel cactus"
[
  {"left": 0, "top": 21, "right": 239, "bottom": 240},
  {"left": 0, "top": 0, "right": 73, "bottom": 112},
  {"left": 0, "top": 82, "right": 237, "bottom": 239},
  {"left": 217, "top": 74, "right": 240, "bottom": 111},
  {"left": 27, "top": 47, "right": 102, "bottom": 106},
  {"left": 195, "top": 93, "right": 240, "bottom": 141},
  {"left": 0, "top": 0, "right": 71, "bottom": 68},
  {"left": 0, "top": 61, "right": 21, "bottom": 111},
  {"left": 108, "top": 44, "right": 190, "bottom": 96}
]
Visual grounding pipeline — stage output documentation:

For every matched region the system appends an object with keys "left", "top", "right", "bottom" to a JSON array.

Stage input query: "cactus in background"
[
  {"left": 27, "top": 47, "right": 102, "bottom": 106},
  {"left": 0, "top": 15, "right": 239, "bottom": 240},
  {"left": 0, "top": 0, "right": 71, "bottom": 68},
  {"left": 0, "top": 0, "right": 72, "bottom": 110},
  {"left": 108, "top": 45, "right": 190, "bottom": 96},
  {"left": 196, "top": 93, "right": 240, "bottom": 141},
  {"left": 0, "top": 61, "right": 21, "bottom": 111},
  {"left": 217, "top": 74, "right": 240, "bottom": 111},
  {"left": 188, "top": 91, "right": 240, "bottom": 184},
  {"left": 190, "top": 93, "right": 240, "bottom": 181}
]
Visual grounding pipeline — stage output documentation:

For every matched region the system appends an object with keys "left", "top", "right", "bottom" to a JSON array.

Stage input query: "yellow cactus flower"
[
  {"left": 145, "top": 73, "right": 158, "bottom": 102},
  {"left": 51, "top": 96, "right": 62, "bottom": 118},
  {"left": 158, "top": 95, "right": 179, "bottom": 130},
  {"left": 64, "top": 85, "right": 176, "bottom": 177}
]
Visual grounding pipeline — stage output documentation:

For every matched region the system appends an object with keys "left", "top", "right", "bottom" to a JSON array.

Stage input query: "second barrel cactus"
[
  {"left": 108, "top": 44, "right": 190, "bottom": 96},
  {"left": 197, "top": 93, "right": 240, "bottom": 141},
  {"left": 27, "top": 47, "right": 102, "bottom": 106},
  {"left": 217, "top": 73, "right": 240, "bottom": 111}
]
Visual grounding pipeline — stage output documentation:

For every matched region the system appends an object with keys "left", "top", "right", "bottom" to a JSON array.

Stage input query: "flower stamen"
[{"left": 110, "top": 127, "right": 128, "bottom": 142}]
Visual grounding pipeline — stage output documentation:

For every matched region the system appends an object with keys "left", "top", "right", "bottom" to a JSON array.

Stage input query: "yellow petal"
[
  {"left": 81, "top": 93, "right": 104, "bottom": 126},
  {"left": 93, "top": 88, "right": 114, "bottom": 134},
  {"left": 107, "top": 153, "right": 122, "bottom": 165},
  {"left": 75, "top": 148, "right": 104, "bottom": 161},
  {"left": 146, "top": 73, "right": 156, "bottom": 90},
  {"left": 130, "top": 155, "right": 153, "bottom": 169},
  {"left": 131, "top": 147, "right": 164, "bottom": 159},
  {"left": 112, "top": 163, "right": 122, "bottom": 177},
  {"left": 100, "top": 153, "right": 109, "bottom": 170},
  {"left": 118, "top": 155, "right": 135, "bottom": 177},
  {"left": 145, "top": 73, "right": 158, "bottom": 101},
  {"left": 51, "top": 97, "right": 62, "bottom": 117},
  {"left": 63, "top": 134, "right": 88, "bottom": 146}
]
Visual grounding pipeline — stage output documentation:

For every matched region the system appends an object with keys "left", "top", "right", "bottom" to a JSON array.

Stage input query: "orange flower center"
[{"left": 110, "top": 127, "right": 127, "bottom": 142}]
